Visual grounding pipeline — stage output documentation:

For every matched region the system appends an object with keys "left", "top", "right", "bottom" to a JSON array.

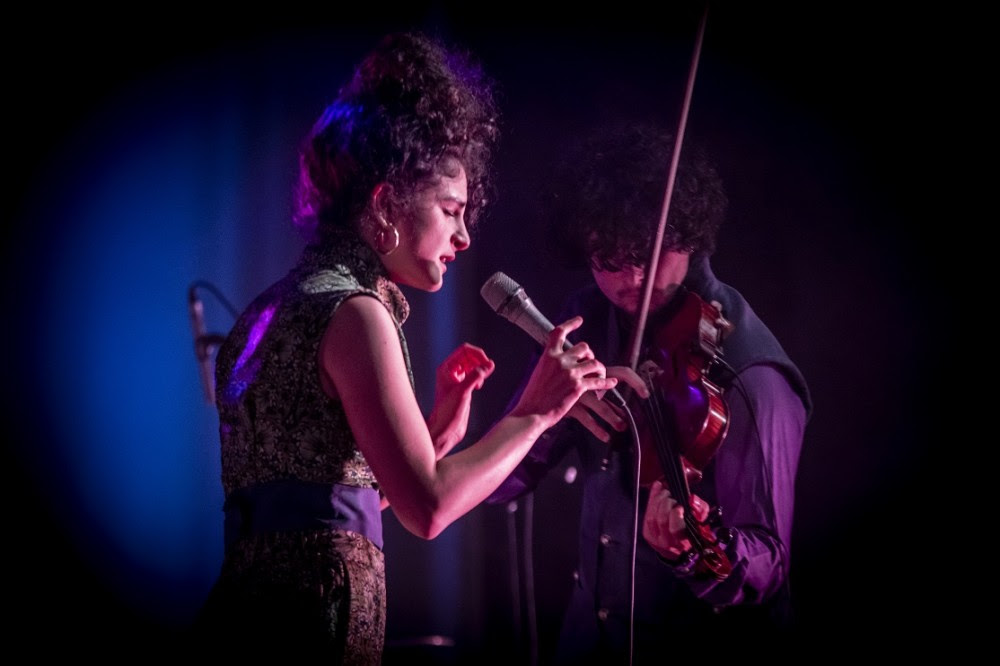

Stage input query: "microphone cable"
[
  {"left": 188, "top": 279, "right": 240, "bottom": 320},
  {"left": 594, "top": 395, "right": 642, "bottom": 666},
  {"left": 622, "top": 402, "right": 642, "bottom": 666}
]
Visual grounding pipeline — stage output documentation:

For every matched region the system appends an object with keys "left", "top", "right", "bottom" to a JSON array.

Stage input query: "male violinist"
[{"left": 488, "top": 123, "right": 812, "bottom": 663}]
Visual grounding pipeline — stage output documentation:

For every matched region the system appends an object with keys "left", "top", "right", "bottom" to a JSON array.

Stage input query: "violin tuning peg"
[
  {"left": 717, "top": 528, "right": 736, "bottom": 545},
  {"left": 707, "top": 505, "right": 723, "bottom": 525}
]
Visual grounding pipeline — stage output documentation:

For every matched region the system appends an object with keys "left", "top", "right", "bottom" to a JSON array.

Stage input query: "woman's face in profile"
[{"left": 382, "top": 164, "right": 470, "bottom": 292}]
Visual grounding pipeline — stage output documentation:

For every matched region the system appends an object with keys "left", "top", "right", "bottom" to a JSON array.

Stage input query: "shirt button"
[
  {"left": 599, "top": 534, "right": 611, "bottom": 546},
  {"left": 597, "top": 608, "right": 609, "bottom": 621},
  {"left": 572, "top": 570, "right": 579, "bottom": 581}
]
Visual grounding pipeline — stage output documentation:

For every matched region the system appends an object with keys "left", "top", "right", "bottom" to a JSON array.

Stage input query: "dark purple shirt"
[{"left": 681, "top": 363, "right": 805, "bottom": 603}]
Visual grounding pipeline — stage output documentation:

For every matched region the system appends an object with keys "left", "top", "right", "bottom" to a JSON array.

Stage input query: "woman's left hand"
[{"left": 426, "top": 343, "right": 496, "bottom": 458}]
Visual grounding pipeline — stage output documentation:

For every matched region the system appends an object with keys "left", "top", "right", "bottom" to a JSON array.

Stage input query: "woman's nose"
[{"left": 453, "top": 219, "right": 470, "bottom": 251}]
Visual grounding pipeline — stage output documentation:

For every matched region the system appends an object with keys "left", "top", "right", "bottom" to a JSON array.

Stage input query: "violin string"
[
  {"left": 641, "top": 384, "right": 711, "bottom": 554},
  {"left": 640, "top": 387, "right": 684, "bottom": 504},
  {"left": 644, "top": 385, "right": 692, "bottom": 513},
  {"left": 638, "top": 379, "right": 671, "bottom": 486}
]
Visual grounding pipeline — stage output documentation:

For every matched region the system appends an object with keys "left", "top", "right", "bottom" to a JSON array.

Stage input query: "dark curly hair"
[
  {"left": 294, "top": 32, "right": 500, "bottom": 241},
  {"left": 546, "top": 122, "right": 727, "bottom": 271}
]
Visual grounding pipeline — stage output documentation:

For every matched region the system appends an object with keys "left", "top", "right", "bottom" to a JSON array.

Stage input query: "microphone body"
[{"left": 481, "top": 272, "right": 626, "bottom": 408}]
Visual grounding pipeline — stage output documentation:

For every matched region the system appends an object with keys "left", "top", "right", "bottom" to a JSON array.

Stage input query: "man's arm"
[{"left": 649, "top": 363, "right": 807, "bottom": 606}]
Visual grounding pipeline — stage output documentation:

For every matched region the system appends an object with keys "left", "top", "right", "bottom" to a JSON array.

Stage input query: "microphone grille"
[{"left": 480, "top": 271, "right": 521, "bottom": 312}]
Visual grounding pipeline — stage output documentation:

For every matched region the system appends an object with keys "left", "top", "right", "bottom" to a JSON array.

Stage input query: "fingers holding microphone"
[
  {"left": 480, "top": 273, "right": 625, "bottom": 416},
  {"left": 512, "top": 316, "right": 618, "bottom": 426},
  {"left": 547, "top": 317, "right": 614, "bottom": 391},
  {"left": 549, "top": 317, "right": 656, "bottom": 442},
  {"left": 571, "top": 366, "right": 649, "bottom": 442}
]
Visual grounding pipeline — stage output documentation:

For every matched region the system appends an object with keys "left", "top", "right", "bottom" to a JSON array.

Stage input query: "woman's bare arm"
[{"left": 320, "top": 295, "right": 615, "bottom": 539}]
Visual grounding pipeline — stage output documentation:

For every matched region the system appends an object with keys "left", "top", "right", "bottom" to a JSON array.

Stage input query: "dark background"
[{"left": 4, "top": 4, "right": 962, "bottom": 660}]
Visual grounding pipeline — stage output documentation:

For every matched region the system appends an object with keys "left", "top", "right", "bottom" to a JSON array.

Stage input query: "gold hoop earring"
[{"left": 375, "top": 224, "right": 399, "bottom": 256}]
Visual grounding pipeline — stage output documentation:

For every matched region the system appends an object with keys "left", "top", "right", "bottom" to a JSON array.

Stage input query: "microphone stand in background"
[
  {"left": 509, "top": 494, "right": 539, "bottom": 666},
  {"left": 188, "top": 281, "right": 236, "bottom": 406}
]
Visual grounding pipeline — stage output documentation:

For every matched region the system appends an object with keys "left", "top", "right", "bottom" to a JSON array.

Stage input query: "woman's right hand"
[
  {"left": 509, "top": 316, "right": 618, "bottom": 428},
  {"left": 566, "top": 365, "right": 649, "bottom": 443}
]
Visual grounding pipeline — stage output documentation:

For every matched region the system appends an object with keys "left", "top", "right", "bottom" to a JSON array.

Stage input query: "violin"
[
  {"left": 629, "top": 285, "right": 735, "bottom": 580},
  {"left": 612, "top": 4, "right": 735, "bottom": 581}
]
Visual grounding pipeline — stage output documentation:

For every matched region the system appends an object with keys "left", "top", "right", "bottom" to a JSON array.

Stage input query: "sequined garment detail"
[
  {"left": 215, "top": 228, "right": 411, "bottom": 496},
  {"left": 198, "top": 531, "right": 385, "bottom": 663},
  {"left": 205, "top": 229, "right": 411, "bottom": 661}
]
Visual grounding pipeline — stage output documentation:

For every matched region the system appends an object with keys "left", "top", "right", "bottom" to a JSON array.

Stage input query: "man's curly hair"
[
  {"left": 546, "top": 123, "right": 727, "bottom": 271},
  {"left": 294, "top": 32, "right": 500, "bottom": 241}
]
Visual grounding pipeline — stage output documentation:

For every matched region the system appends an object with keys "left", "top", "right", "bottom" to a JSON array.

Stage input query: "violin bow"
[{"left": 626, "top": 4, "right": 710, "bottom": 371}]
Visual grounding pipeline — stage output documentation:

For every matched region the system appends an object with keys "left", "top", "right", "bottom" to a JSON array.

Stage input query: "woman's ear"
[
  {"left": 370, "top": 182, "right": 394, "bottom": 224},
  {"left": 368, "top": 182, "right": 402, "bottom": 256}
]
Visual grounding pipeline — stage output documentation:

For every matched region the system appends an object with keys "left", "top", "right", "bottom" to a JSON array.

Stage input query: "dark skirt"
[{"left": 194, "top": 529, "right": 385, "bottom": 664}]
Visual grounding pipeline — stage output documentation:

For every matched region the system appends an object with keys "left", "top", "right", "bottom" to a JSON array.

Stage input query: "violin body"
[{"left": 630, "top": 287, "right": 734, "bottom": 580}]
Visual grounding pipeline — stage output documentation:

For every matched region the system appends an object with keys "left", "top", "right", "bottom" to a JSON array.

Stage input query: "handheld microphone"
[
  {"left": 480, "top": 271, "right": 626, "bottom": 407},
  {"left": 189, "top": 285, "right": 219, "bottom": 405}
]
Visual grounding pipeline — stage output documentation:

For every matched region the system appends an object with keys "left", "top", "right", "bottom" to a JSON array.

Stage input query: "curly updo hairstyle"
[
  {"left": 547, "top": 122, "right": 727, "bottom": 272},
  {"left": 295, "top": 32, "right": 500, "bottom": 241}
]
